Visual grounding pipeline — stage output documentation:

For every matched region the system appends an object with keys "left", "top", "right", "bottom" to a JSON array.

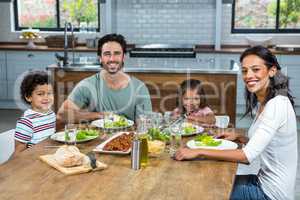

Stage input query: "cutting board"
[{"left": 40, "top": 154, "right": 107, "bottom": 175}]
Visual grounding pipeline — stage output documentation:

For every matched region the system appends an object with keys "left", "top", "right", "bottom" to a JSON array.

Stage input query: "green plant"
[
  {"left": 268, "top": 0, "right": 300, "bottom": 28},
  {"left": 62, "top": 0, "right": 97, "bottom": 26},
  {"left": 31, "top": 17, "right": 56, "bottom": 28}
]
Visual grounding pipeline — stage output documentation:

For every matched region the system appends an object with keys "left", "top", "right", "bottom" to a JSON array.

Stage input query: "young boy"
[{"left": 15, "top": 71, "right": 56, "bottom": 152}]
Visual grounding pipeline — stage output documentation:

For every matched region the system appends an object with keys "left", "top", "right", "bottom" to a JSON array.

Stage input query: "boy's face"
[
  {"left": 182, "top": 89, "right": 201, "bottom": 114},
  {"left": 25, "top": 84, "right": 54, "bottom": 113}
]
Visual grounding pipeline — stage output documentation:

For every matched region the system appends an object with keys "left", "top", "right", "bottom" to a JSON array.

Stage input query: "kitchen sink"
[{"left": 66, "top": 63, "right": 100, "bottom": 69}]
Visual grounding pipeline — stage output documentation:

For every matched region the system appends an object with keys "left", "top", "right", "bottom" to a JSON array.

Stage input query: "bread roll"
[{"left": 54, "top": 145, "right": 85, "bottom": 167}]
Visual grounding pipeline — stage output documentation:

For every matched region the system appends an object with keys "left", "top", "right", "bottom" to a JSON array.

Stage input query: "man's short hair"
[{"left": 97, "top": 34, "right": 127, "bottom": 56}]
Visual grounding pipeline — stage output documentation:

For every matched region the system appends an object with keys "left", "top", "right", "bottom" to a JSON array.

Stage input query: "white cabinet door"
[
  {"left": 0, "top": 51, "right": 6, "bottom": 81},
  {"left": 6, "top": 51, "right": 55, "bottom": 82},
  {"left": 0, "top": 81, "right": 7, "bottom": 100}
]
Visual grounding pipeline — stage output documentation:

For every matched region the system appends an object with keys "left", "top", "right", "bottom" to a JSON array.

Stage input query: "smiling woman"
[{"left": 175, "top": 46, "right": 297, "bottom": 200}]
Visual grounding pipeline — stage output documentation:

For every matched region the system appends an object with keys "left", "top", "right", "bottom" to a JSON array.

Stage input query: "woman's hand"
[
  {"left": 175, "top": 147, "right": 200, "bottom": 161},
  {"left": 216, "top": 131, "right": 239, "bottom": 141}
]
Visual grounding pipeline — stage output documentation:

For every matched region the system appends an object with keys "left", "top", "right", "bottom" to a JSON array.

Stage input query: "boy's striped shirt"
[{"left": 15, "top": 109, "right": 56, "bottom": 145}]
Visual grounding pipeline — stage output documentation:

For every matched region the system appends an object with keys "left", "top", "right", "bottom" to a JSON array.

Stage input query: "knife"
[{"left": 86, "top": 152, "right": 97, "bottom": 169}]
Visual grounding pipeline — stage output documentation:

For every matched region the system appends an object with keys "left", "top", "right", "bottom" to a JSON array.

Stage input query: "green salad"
[
  {"left": 183, "top": 126, "right": 196, "bottom": 135},
  {"left": 76, "top": 129, "right": 99, "bottom": 140},
  {"left": 104, "top": 115, "right": 129, "bottom": 128},
  {"left": 194, "top": 133, "right": 222, "bottom": 147},
  {"left": 147, "top": 128, "right": 170, "bottom": 142}
]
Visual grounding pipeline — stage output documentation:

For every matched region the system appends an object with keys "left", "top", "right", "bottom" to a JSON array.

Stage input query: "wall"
[
  {"left": 115, "top": 0, "right": 215, "bottom": 44},
  {"left": 0, "top": 1, "right": 299, "bottom": 45}
]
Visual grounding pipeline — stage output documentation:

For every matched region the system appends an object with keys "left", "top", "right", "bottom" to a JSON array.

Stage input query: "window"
[
  {"left": 232, "top": 0, "right": 300, "bottom": 33},
  {"left": 14, "top": 0, "right": 100, "bottom": 32}
]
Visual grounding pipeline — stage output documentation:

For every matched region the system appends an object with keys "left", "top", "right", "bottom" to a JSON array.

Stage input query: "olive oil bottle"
[{"left": 139, "top": 134, "right": 148, "bottom": 167}]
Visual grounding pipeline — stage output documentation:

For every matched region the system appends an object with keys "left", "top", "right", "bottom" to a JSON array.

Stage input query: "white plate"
[
  {"left": 91, "top": 119, "right": 134, "bottom": 130},
  {"left": 50, "top": 131, "right": 99, "bottom": 144},
  {"left": 186, "top": 139, "right": 238, "bottom": 150},
  {"left": 93, "top": 131, "right": 134, "bottom": 154},
  {"left": 181, "top": 124, "right": 204, "bottom": 136}
]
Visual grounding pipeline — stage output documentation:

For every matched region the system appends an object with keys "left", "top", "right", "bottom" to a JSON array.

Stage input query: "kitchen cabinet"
[
  {"left": 0, "top": 50, "right": 98, "bottom": 107},
  {"left": 0, "top": 51, "right": 7, "bottom": 100},
  {"left": 6, "top": 51, "right": 56, "bottom": 100}
]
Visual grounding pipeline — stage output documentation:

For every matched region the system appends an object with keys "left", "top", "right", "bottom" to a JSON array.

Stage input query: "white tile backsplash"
[{"left": 115, "top": 0, "right": 215, "bottom": 45}]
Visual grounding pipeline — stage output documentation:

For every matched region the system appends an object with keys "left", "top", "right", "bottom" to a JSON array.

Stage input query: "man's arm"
[{"left": 56, "top": 99, "right": 104, "bottom": 129}]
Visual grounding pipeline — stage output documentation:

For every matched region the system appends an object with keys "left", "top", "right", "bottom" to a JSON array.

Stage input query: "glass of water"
[
  {"left": 64, "top": 124, "right": 77, "bottom": 145},
  {"left": 169, "top": 124, "right": 182, "bottom": 158}
]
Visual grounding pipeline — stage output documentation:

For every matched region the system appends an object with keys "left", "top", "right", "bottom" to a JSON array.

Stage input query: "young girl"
[
  {"left": 15, "top": 71, "right": 56, "bottom": 152},
  {"left": 172, "top": 79, "right": 216, "bottom": 126},
  {"left": 175, "top": 46, "right": 297, "bottom": 200}
]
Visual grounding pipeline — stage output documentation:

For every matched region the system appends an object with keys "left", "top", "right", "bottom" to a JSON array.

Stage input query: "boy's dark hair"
[
  {"left": 20, "top": 71, "right": 51, "bottom": 104},
  {"left": 177, "top": 79, "right": 209, "bottom": 114},
  {"left": 97, "top": 33, "right": 127, "bottom": 56},
  {"left": 240, "top": 46, "right": 294, "bottom": 118}
]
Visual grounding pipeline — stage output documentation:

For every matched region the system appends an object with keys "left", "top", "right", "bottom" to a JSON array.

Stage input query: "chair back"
[
  {"left": 0, "top": 129, "right": 15, "bottom": 165},
  {"left": 215, "top": 115, "right": 230, "bottom": 128}
]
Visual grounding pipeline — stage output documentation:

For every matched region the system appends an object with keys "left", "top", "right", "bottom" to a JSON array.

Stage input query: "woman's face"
[
  {"left": 182, "top": 88, "right": 201, "bottom": 114},
  {"left": 241, "top": 55, "right": 276, "bottom": 98}
]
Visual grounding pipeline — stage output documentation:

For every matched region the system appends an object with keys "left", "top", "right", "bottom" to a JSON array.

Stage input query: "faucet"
[{"left": 63, "top": 22, "right": 75, "bottom": 66}]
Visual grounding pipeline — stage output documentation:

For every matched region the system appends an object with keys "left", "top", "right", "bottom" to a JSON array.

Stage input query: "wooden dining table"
[{"left": 0, "top": 128, "right": 244, "bottom": 200}]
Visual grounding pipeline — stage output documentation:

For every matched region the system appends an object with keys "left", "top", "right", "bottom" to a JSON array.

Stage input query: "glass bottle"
[{"left": 136, "top": 115, "right": 148, "bottom": 167}]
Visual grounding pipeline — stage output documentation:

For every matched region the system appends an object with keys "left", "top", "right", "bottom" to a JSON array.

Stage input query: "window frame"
[
  {"left": 231, "top": 0, "right": 300, "bottom": 34},
  {"left": 14, "top": 0, "right": 101, "bottom": 32}
]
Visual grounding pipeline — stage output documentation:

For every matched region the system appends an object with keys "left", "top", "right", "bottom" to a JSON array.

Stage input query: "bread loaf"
[{"left": 54, "top": 145, "right": 85, "bottom": 167}]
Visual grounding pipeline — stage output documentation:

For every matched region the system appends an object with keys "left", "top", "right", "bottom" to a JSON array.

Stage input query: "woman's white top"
[{"left": 243, "top": 95, "right": 298, "bottom": 200}]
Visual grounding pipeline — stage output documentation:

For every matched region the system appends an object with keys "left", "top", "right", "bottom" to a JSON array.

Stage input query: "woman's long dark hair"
[
  {"left": 240, "top": 46, "right": 294, "bottom": 118},
  {"left": 177, "top": 79, "right": 209, "bottom": 114}
]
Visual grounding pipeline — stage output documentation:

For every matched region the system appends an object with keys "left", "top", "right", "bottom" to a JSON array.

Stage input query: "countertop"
[
  {"left": 1, "top": 42, "right": 300, "bottom": 55},
  {"left": 47, "top": 58, "right": 240, "bottom": 74}
]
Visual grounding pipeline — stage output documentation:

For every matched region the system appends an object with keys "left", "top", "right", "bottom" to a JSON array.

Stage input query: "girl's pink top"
[{"left": 172, "top": 106, "right": 213, "bottom": 117}]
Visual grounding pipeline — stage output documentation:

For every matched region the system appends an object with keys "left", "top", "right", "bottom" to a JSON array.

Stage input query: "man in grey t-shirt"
[{"left": 57, "top": 34, "right": 152, "bottom": 126}]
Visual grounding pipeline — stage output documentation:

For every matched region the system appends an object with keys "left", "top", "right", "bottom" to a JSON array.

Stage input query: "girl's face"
[
  {"left": 25, "top": 84, "right": 54, "bottom": 113},
  {"left": 241, "top": 55, "right": 276, "bottom": 99},
  {"left": 182, "top": 88, "right": 201, "bottom": 114}
]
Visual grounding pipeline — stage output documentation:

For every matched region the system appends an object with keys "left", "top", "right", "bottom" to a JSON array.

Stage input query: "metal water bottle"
[{"left": 131, "top": 138, "right": 141, "bottom": 170}]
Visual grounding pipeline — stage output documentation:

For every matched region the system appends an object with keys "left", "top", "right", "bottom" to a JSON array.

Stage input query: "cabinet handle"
[{"left": 27, "top": 53, "right": 34, "bottom": 58}]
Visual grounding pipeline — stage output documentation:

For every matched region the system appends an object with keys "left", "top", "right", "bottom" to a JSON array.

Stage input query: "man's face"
[{"left": 100, "top": 41, "right": 125, "bottom": 74}]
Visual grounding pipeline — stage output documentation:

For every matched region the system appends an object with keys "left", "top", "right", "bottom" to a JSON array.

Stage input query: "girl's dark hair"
[
  {"left": 240, "top": 45, "right": 294, "bottom": 118},
  {"left": 97, "top": 33, "right": 127, "bottom": 56},
  {"left": 20, "top": 71, "right": 51, "bottom": 105},
  {"left": 177, "top": 79, "right": 209, "bottom": 114}
]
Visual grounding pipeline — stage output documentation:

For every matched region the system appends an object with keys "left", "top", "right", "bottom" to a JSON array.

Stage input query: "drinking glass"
[
  {"left": 169, "top": 124, "right": 182, "bottom": 158},
  {"left": 136, "top": 114, "right": 148, "bottom": 135},
  {"left": 64, "top": 124, "right": 77, "bottom": 145},
  {"left": 147, "top": 112, "right": 163, "bottom": 128},
  {"left": 164, "top": 111, "right": 172, "bottom": 124}
]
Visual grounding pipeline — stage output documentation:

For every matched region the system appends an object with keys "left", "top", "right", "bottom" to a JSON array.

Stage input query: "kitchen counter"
[
  {"left": 1, "top": 42, "right": 300, "bottom": 55},
  {"left": 48, "top": 58, "right": 239, "bottom": 74}
]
